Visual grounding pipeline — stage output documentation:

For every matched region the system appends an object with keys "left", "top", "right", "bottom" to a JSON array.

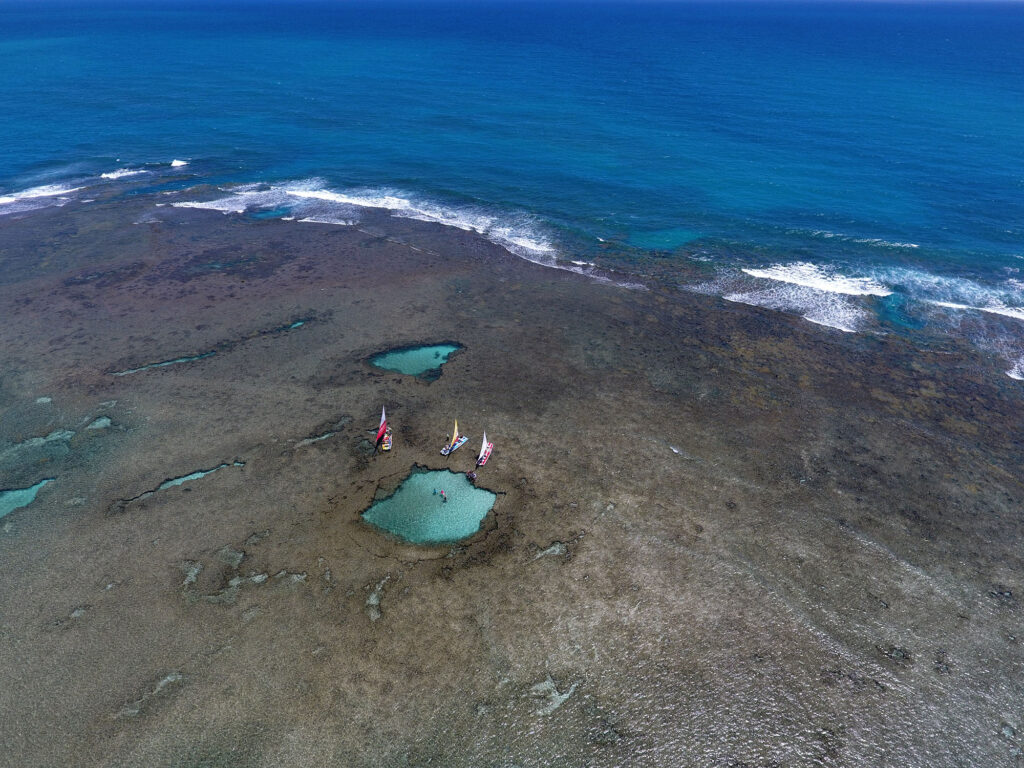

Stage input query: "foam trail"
[
  {"left": 170, "top": 159, "right": 189, "bottom": 167},
  {"left": 0, "top": 183, "right": 83, "bottom": 215},
  {"left": 742, "top": 262, "right": 892, "bottom": 297},
  {"left": 101, "top": 168, "right": 146, "bottom": 180},
  {"left": 284, "top": 184, "right": 559, "bottom": 264},
  {"left": 878, "top": 267, "right": 1024, "bottom": 314},
  {"left": 799, "top": 229, "right": 920, "bottom": 249},
  {"left": 724, "top": 288, "right": 865, "bottom": 333},
  {"left": 929, "top": 300, "right": 1024, "bottom": 322},
  {"left": 0, "top": 183, "right": 83, "bottom": 203},
  {"left": 173, "top": 179, "right": 562, "bottom": 267},
  {"left": 297, "top": 216, "right": 358, "bottom": 226},
  {"left": 172, "top": 184, "right": 290, "bottom": 214}
]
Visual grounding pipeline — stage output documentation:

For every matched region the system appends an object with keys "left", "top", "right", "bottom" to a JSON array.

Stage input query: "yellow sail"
[{"left": 449, "top": 419, "right": 459, "bottom": 449}]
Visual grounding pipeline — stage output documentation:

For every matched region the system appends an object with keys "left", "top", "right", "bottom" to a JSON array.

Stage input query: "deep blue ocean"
[{"left": 2, "top": 1, "right": 1023, "bottom": 375}]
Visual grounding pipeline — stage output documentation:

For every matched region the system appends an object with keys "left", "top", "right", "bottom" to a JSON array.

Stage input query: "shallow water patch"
[
  {"left": 369, "top": 343, "right": 462, "bottom": 380},
  {"left": 111, "top": 351, "right": 216, "bottom": 377},
  {"left": 362, "top": 468, "right": 495, "bottom": 544},
  {"left": 0, "top": 478, "right": 54, "bottom": 519},
  {"left": 110, "top": 316, "right": 314, "bottom": 376},
  {"left": 156, "top": 462, "right": 243, "bottom": 492},
  {"left": 111, "top": 461, "right": 245, "bottom": 513}
]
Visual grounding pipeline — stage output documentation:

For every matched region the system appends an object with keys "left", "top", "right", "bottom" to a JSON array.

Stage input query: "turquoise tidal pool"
[
  {"left": 362, "top": 468, "right": 495, "bottom": 544},
  {"left": 369, "top": 343, "right": 461, "bottom": 380},
  {"left": 0, "top": 478, "right": 53, "bottom": 519}
]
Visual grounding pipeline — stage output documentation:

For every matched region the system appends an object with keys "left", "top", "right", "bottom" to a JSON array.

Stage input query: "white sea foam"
[
  {"left": 724, "top": 286, "right": 866, "bottom": 332},
  {"left": 173, "top": 198, "right": 248, "bottom": 214},
  {"left": 804, "top": 229, "right": 919, "bottom": 249},
  {"left": 929, "top": 300, "right": 1024, "bottom": 322},
  {"left": 284, "top": 184, "right": 559, "bottom": 263},
  {"left": 5, "top": 183, "right": 83, "bottom": 200},
  {"left": 101, "top": 168, "right": 146, "bottom": 180},
  {"left": 852, "top": 237, "right": 919, "bottom": 249},
  {"left": 173, "top": 179, "right": 564, "bottom": 267},
  {"left": 0, "top": 183, "right": 83, "bottom": 216},
  {"left": 170, "top": 159, "right": 189, "bottom": 167},
  {"left": 297, "top": 216, "right": 358, "bottom": 226},
  {"left": 871, "top": 267, "right": 1024, "bottom": 323},
  {"left": 172, "top": 183, "right": 296, "bottom": 215},
  {"left": 742, "top": 262, "right": 892, "bottom": 297}
]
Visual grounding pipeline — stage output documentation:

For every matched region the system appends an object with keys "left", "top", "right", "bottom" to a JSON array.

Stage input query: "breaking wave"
[
  {"left": 0, "top": 182, "right": 83, "bottom": 216},
  {"left": 742, "top": 262, "right": 893, "bottom": 297},
  {"left": 691, "top": 261, "right": 892, "bottom": 332},
  {"left": 722, "top": 286, "right": 869, "bottom": 333},
  {"left": 171, "top": 179, "right": 559, "bottom": 266},
  {"left": 929, "top": 301, "right": 1024, "bottom": 323},
  {"left": 876, "top": 267, "right": 1024, "bottom": 321},
  {"left": 800, "top": 229, "right": 920, "bottom": 249},
  {"left": 288, "top": 185, "right": 557, "bottom": 264},
  {"left": 101, "top": 168, "right": 147, "bottom": 180}
]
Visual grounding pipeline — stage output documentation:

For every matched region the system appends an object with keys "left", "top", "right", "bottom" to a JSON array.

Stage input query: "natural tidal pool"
[
  {"left": 362, "top": 468, "right": 495, "bottom": 544},
  {"left": 0, "top": 478, "right": 53, "bottom": 519},
  {"left": 369, "top": 343, "right": 461, "bottom": 380}
]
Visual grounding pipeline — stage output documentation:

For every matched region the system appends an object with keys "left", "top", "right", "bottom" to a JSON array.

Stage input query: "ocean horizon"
[{"left": 2, "top": 0, "right": 1023, "bottom": 376}]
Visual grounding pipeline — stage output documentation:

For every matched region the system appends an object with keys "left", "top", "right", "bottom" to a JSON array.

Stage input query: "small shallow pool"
[
  {"left": 0, "top": 478, "right": 53, "bottom": 519},
  {"left": 362, "top": 468, "right": 495, "bottom": 544},
  {"left": 369, "top": 343, "right": 462, "bottom": 380}
]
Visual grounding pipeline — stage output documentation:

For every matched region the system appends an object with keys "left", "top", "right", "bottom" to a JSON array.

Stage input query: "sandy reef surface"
[{"left": 0, "top": 198, "right": 1022, "bottom": 767}]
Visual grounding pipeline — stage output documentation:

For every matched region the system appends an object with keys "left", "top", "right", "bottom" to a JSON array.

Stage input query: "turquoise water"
[
  {"left": 0, "top": 478, "right": 53, "bottom": 519},
  {"left": 370, "top": 344, "right": 461, "bottom": 379},
  {"left": 157, "top": 462, "right": 244, "bottom": 492},
  {"left": 362, "top": 469, "right": 495, "bottom": 544},
  {"left": 1, "top": 1, "right": 1023, "bottom": 373}
]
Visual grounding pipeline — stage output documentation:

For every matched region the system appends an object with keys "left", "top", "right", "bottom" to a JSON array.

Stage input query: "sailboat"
[
  {"left": 476, "top": 432, "right": 493, "bottom": 466},
  {"left": 377, "top": 406, "right": 392, "bottom": 451},
  {"left": 440, "top": 419, "right": 468, "bottom": 455}
]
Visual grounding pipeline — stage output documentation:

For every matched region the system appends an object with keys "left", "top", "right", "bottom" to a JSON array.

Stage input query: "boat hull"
[
  {"left": 441, "top": 436, "right": 468, "bottom": 456},
  {"left": 476, "top": 443, "right": 493, "bottom": 466}
]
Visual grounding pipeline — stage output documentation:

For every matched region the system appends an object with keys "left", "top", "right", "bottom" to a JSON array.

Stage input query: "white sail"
[
  {"left": 478, "top": 432, "right": 488, "bottom": 461},
  {"left": 380, "top": 406, "right": 387, "bottom": 428}
]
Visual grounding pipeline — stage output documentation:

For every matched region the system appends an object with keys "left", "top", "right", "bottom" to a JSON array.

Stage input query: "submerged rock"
[{"left": 528, "top": 675, "right": 578, "bottom": 716}]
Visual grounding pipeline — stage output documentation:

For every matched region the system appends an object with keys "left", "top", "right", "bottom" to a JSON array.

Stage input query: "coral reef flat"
[{"left": 0, "top": 198, "right": 1022, "bottom": 768}]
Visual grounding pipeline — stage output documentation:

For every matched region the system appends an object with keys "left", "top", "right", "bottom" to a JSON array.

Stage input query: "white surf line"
[
  {"left": 928, "top": 300, "right": 1024, "bottom": 322},
  {"left": 357, "top": 227, "right": 646, "bottom": 290},
  {"left": 741, "top": 263, "right": 893, "bottom": 297}
]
